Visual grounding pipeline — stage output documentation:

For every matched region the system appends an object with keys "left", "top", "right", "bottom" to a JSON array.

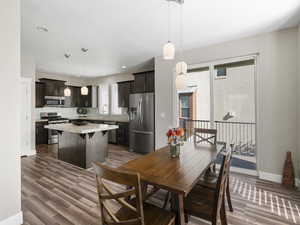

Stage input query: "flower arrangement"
[
  {"left": 166, "top": 128, "right": 185, "bottom": 145},
  {"left": 166, "top": 128, "right": 185, "bottom": 157}
]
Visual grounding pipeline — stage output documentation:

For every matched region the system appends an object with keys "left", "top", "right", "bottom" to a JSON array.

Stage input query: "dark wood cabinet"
[
  {"left": 117, "top": 81, "right": 132, "bottom": 107},
  {"left": 80, "top": 86, "right": 93, "bottom": 107},
  {"left": 117, "top": 122, "right": 129, "bottom": 146},
  {"left": 39, "top": 78, "right": 66, "bottom": 97},
  {"left": 36, "top": 82, "right": 45, "bottom": 107},
  {"left": 36, "top": 121, "right": 48, "bottom": 145},
  {"left": 132, "top": 70, "right": 154, "bottom": 93},
  {"left": 145, "top": 71, "right": 154, "bottom": 92}
]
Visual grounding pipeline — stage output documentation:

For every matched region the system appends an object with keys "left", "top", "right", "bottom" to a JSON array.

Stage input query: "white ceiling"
[{"left": 21, "top": 0, "right": 300, "bottom": 77}]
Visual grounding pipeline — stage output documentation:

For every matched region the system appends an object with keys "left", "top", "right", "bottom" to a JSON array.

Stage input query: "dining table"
[{"left": 120, "top": 141, "right": 224, "bottom": 225}]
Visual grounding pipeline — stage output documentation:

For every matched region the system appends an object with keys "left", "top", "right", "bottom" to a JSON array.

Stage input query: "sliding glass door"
[{"left": 175, "top": 56, "right": 257, "bottom": 175}]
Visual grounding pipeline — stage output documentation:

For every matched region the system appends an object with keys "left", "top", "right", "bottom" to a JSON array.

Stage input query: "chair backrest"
[
  {"left": 194, "top": 128, "right": 217, "bottom": 145},
  {"left": 92, "top": 162, "right": 144, "bottom": 225},
  {"left": 212, "top": 149, "right": 232, "bottom": 224}
]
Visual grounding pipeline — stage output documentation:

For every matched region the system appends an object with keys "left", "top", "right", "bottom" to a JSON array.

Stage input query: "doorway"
[
  {"left": 20, "top": 78, "right": 32, "bottom": 157},
  {"left": 175, "top": 56, "right": 258, "bottom": 175}
]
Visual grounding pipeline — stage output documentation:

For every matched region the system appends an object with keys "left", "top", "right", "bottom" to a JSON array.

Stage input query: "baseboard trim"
[
  {"left": 29, "top": 148, "right": 36, "bottom": 156},
  {"left": 0, "top": 211, "right": 23, "bottom": 225},
  {"left": 259, "top": 171, "right": 299, "bottom": 187}
]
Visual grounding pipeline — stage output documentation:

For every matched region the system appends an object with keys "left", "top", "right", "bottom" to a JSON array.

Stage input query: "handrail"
[
  {"left": 180, "top": 118, "right": 256, "bottom": 157},
  {"left": 180, "top": 118, "right": 255, "bottom": 125}
]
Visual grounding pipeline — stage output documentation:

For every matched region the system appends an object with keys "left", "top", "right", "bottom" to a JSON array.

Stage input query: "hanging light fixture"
[
  {"left": 64, "top": 86, "right": 71, "bottom": 97},
  {"left": 81, "top": 86, "right": 88, "bottom": 95},
  {"left": 80, "top": 48, "right": 89, "bottom": 96},
  {"left": 175, "top": 0, "right": 187, "bottom": 76},
  {"left": 163, "top": 1, "right": 175, "bottom": 60}
]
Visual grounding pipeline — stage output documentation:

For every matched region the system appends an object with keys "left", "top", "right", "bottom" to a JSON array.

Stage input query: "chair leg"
[
  {"left": 220, "top": 200, "right": 228, "bottom": 225},
  {"left": 163, "top": 191, "right": 170, "bottom": 209},
  {"left": 184, "top": 211, "right": 189, "bottom": 223},
  {"left": 226, "top": 182, "right": 233, "bottom": 212},
  {"left": 212, "top": 163, "right": 216, "bottom": 173}
]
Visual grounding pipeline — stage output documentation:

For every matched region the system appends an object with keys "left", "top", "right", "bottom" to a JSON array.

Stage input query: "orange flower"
[{"left": 178, "top": 128, "right": 185, "bottom": 137}]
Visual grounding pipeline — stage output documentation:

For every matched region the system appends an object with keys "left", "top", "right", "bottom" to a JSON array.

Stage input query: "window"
[
  {"left": 179, "top": 93, "right": 193, "bottom": 119},
  {"left": 98, "top": 84, "right": 109, "bottom": 114},
  {"left": 111, "top": 83, "right": 122, "bottom": 115}
]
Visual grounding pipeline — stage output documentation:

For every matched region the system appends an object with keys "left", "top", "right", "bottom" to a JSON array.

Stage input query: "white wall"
[
  {"left": 36, "top": 71, "right": 88, "bottom": 86},
  {"left": 155, "top": 27, "right": 299, "bottom": 179},
  {"left": 21, "top": 52, "right": 35, "bottom": 152},
  {"left": 87, "top": 73, "right": 134, "bottom": 85},
  {"left": 298, "top": 25, "right": 300, "bottom": 181},
  {"left": 0, "top": 0, "right": 22, "bottom": 224}
]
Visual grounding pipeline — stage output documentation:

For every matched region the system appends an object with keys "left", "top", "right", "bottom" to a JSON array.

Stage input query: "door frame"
[
  {"left": 172, "top": 54, "right": 259, "bottom": 175},
  {"left": 20, "top": 77, "right": 33, "bottom": 156}
]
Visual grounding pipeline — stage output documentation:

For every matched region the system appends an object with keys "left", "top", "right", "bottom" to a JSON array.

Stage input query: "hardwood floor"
[{"left": 22, "top": 144, "right": 300, "bottom": 225}]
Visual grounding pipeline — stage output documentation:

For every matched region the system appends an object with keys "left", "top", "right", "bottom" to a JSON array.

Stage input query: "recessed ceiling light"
[
  {"left": 36, "top": 26, "right": 48, "bottom": 32},
  {"left": 81, "top": 48, "right": 88, "bottom": 53},
  {"left": 122, "top": 66, "right": 127, "bottom": 69},
  {"left": 64, "top": 53, "right": 71, "bottom": 58}
]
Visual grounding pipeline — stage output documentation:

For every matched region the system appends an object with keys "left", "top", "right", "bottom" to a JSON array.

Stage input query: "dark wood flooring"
[{"left": 22, "top": 144, "right": 300, "bottom": 225}]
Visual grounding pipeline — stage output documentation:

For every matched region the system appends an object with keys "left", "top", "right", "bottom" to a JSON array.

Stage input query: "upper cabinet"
[
  {"left": 132, "top": 70, "right": 154, "bottom": 93},
  {"left": 80, "top": 86, "right": 98, "bottom": 108},
  {"left": 35, "top": 79, "right": 98, "bottom": 108},
  {"left": 117, "top": 81, "right": 132, "bottom": 108},
  {"left": 39, "top": 78, "right": 66, "bottom": 96},
  {"left": 36, "top": 82, "right": 45, "bottom": 107}
]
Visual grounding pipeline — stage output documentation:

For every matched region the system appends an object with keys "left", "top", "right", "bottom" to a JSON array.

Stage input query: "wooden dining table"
[{"left": 120, "top": 141, "right": 223, "bottom": 225}]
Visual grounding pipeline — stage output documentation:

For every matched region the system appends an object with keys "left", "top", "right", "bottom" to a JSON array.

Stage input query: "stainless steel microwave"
[{"left": 44, "top": 96, "right": 65, "bottom": 106}]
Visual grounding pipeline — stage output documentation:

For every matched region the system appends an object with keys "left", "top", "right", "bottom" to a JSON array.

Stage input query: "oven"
[
  {"left": 44, "top": 96, "right": 65, "bottom": 107},
  {"left": 40, "top": 112, "right": 69, "bottom": 144}
]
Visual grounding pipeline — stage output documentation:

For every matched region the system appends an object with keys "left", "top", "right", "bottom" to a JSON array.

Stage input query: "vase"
[
  {"left": 282, "top": 151, "right": 295, "bottom": 188},
  {"left": 170, "top": 144, "right": 181, "bottom": 158}
]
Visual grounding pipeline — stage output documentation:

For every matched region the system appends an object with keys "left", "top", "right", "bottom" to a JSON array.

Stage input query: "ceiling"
[{"left": 21, "top": 0, "right": 300, "bottom": 77}]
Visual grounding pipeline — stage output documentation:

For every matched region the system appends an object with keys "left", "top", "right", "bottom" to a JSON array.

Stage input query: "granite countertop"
[
  {"left": 45, "top": 123, "right": 119, "bottom": 134},
  {"left": 36, "top": 119, "right": 48, "bottom": 123},
  {"left": 68, "top": 116, "right": 129, "bottom": 123}
]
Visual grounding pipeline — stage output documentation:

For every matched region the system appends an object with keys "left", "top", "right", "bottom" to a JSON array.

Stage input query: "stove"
[{"left": 40, "top": 112, "right": 69, "bottom": 144}]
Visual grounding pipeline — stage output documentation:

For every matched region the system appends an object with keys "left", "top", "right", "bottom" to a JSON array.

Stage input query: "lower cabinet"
[
  {"left": 36, "top": 121, "right": 48, "bottom": 145},
  {"left": 117, "top": 122, "right": 129, "bottom": 146}
]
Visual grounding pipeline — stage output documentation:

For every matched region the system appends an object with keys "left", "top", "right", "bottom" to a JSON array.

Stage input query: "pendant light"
[
  {"left": 175, "top": 1, "right": 187, "bottom": 76},
  {"left": 64, "top": 86, "right": 71, "bottom": 96},
  {"left": 163, "top": 1, "right": 175, "bottom": 60},
  {"left": 63, "top": 53, "right": 72, "bottom": 96},
  {"left": 81, "top": 86, "right": 88, "bottom": 95},
  {"left": 81, "top": 47, "right": 89, "bottom": 96}
]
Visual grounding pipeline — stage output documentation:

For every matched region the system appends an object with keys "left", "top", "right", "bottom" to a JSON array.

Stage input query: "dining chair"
[
  {"left": 197, "top": 148, "right": 234, "bottom": 212},
  {"left": 194, "top": 127, "right": 233, "bottom": 212},
  {"left": 92, "top": 162, "right": 176, "bottom": 225},
  {"left": 194, "top": 128, "right": 217, "bottom": 145},
  {"left": 184, "top": 149, "right": 232, "bottom": 225}
]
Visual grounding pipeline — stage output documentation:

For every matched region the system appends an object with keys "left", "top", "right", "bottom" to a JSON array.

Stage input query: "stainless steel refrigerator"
[{"left": 129, "top": 93, "right": 154, "bottom": 154}]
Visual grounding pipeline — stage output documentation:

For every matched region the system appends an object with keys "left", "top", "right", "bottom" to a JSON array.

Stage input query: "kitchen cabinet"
[
  {"left": 117, "top": 81, "right": 132, "bottom": 107},
  {"left": 117, "top": 122, "right": 129, "bottom": 146},
  {"left": 145, "top": 71, "right": 154, "bottom": 92},
  {"left": 36, "top": 121, "right": 48, "bottom": 145},
  {"left": 39, "top": 78, "right": 66, "bottom": 96},
  {"left": 132, "top": 70, "right": 154, "bottom": 93},
  {"left": 79, "top": 86, "right": 98, "bottom": 108},
  {"left": 36, "top": 82, "right": 45, "bottom": 107},
  {"left": 64, "top": 86, "right": 98, "bottom": 108}
]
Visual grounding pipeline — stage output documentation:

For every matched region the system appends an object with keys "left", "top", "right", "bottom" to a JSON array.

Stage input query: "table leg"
[
  {"left": 171, "top": 193, "right": 186, "bottom": 225},
  {"left": 141, "top": 183, "right": 148, "bottom": 200}
]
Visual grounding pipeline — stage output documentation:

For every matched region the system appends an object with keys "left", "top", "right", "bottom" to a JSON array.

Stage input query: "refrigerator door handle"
[
  {"left": 138, "top": 98, "right": 142, "bottom": 125},
  {"left": 133, "top": 130, "right": 153, "bottom": 135},
  {"left": 140, "top": 98, "right": 143, "bottom": 125}
]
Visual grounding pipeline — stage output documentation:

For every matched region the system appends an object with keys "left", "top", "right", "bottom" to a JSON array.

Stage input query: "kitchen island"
[{"left": 45, "top": 123, "right": 118, "bottom": 168}]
